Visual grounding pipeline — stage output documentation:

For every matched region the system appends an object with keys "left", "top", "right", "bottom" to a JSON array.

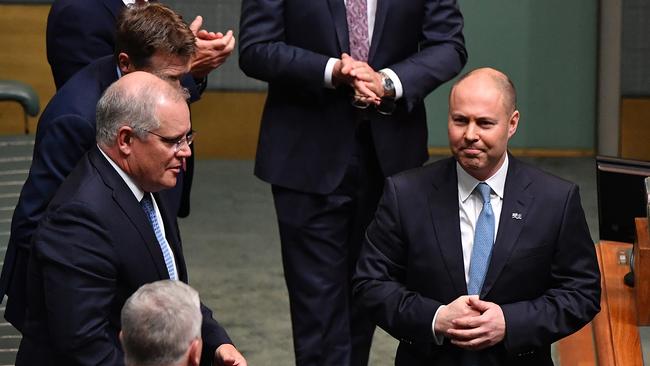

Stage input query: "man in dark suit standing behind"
[
  {"left": 46, "top": 0, "right": 235, "bottom": 92},
  {"left": 239, "top": 1, "right": 467, "bottom": 365},
  {"left": 353, "top": 68, "right": 601, "bottom": 365},
  {"left": 16, "top": 72, "right": 247, "bottom": 366}
]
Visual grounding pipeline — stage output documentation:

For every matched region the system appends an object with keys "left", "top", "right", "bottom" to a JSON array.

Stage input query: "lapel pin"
[{"left": 511, "top": 213, "right": 522, "bottom": 220}]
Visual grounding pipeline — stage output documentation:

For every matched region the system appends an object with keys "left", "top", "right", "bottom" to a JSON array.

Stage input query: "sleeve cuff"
[
  {"left": 379, "top": 68, "right": 403, "bottom": 100},
  {"left": 324, "top": 58, "right": 339, "bottom": 89},
  {"left": 431, "top": 305, "right": 445, "bottom": 345}
]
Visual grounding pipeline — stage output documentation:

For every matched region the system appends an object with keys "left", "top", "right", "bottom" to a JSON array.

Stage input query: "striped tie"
[{"left": 140, "top": 193, "right": 178, "bottom": 280}]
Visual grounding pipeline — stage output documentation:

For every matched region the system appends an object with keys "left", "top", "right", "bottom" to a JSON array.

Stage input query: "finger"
[
  {"left": 451, "top": 337, "right": 489, "bottom": 350},
  {"left": 189, "top": 15, "right": 203, "bottom": 35}
]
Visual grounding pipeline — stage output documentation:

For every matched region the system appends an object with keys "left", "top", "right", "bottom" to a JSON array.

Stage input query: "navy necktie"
[{"left": 140, "top": 193, "right": 178, "bottom": 280}]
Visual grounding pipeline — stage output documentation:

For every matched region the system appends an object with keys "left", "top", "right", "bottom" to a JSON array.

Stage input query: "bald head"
[
  {"left": 447, "top": 67, "right": 520, "bottom": 181},
  {"left": 451, "top": 68, "right": 517, "bottom": 114},
  {"left": 96, "top": 71, "right": 189, "bottom": 146}
]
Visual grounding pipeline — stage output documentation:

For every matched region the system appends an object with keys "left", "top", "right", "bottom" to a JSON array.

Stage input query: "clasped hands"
[
  {"left": 435, "top": 295, "right": 506, "bottom": 350},
  {"left": 332, "top": 53, "right": 386, "bottom": 106},
  {"left": 188, "top": 16, "right": 236, "bottom": 80}
]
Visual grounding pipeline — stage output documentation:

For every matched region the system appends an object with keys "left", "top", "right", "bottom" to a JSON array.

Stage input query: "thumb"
[
  {"left": 467, "top": 296, "right": 489, "bottom": 312},
  {"left": 189, "top": 15, "right": 203, "bottom": 35}
]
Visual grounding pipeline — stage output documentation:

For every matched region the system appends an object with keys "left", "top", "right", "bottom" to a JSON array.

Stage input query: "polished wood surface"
[
  {"left": 592, "top": 241, "right": 643, "bottom": 366},
  {"left": 557, "top": 322, "right": 597, "bottom": 366},
  {"left": 620, "top": 98, "right": 650, "bottom": 160},
  {"left": 634, "top": 217, "right": 650, "bottom": 325}
]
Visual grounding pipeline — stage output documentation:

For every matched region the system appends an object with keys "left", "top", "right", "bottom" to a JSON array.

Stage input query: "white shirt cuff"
[
  {"left": 379, "top": 68, "right": 403, "bottom": 100},
  {"left": 431, "top": 305, "right": 445, "bottom": 345},
  {"left": 324, "top": 57, "right": 339, "bottom": 89}
]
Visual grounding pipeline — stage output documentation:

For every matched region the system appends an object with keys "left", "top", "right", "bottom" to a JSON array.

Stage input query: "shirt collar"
[
  {"left": 457, "top": 154, "right": 509, "bottom": 203},
  {"left": 97, "top": 145, "right": 145, "bottom": 202},
  {"left": 122, "top": 0, "right": 146, "bottom": 5}
]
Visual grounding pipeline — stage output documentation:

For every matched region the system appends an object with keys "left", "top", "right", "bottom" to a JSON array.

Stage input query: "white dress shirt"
[
  {"left": 97, "top": 146, "right": 179, "bottom": 280},
  {"left": 431, "top": 155, "right": 510, "bottom": 343}
]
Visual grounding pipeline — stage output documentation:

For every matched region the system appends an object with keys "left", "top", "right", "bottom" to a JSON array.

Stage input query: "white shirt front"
[
  {"left": 431, "top": 155, "right": 509, "bottom": 342},
  {"left": 456, "top": 155, "right": 508, "bottom": 284},
  {"left": 97, "top": 146, "right": 179, "bottom": 280}
]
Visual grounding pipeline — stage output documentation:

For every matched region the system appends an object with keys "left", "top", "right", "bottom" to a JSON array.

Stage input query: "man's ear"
[
  {"left": 118, "top": 53, "right": 134, "bottom": 75},
  {"left": 117, "top": 126, "right": 136, "bottom": 156},
  {"left": 507, "top": 109, "right": 520, "bottom": 139},
  {"left": 188, "top": 338, "right": 203, "bottom": 366}
]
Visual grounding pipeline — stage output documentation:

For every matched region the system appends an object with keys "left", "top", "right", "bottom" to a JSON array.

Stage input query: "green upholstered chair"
[{"left": 0, "top": 80, "right": 40, "bottom": 134}]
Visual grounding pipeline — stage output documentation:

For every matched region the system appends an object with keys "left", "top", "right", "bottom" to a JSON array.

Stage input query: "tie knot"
[
  {"left": 476, "top": 182, "right": 491, "bottom": 204},
  {"left": 140, "top": 193, "right": 153, "bottom": 209}
]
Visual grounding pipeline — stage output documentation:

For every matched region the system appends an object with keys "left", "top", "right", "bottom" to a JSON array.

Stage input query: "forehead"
[
  {"left": 450, "top": 76, "right": 507, "bottom": 114},
  {"left": 154, "top": 99, "right": 190, "bottom": 133}
]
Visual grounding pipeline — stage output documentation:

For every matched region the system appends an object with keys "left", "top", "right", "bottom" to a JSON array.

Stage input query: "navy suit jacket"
[
  {"left": 16, "top": 147, "right": 231, "bottom": 366},
  {"left": 46, "top": 0, "right": 122, "bottom": 89},
  {"left": 353, "top": 156, "right": 601, "bottom": 365},
  {"left": 239, "top": 0, "right": 467, "bottom": 194},
  {"left": 0, "top": 55, "right": 186, "bottom": 329},
  {"left": 46, "top": 0, "right": 201, "bottom": 99}
]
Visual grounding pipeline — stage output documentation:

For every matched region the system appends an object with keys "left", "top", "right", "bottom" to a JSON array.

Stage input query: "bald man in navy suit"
[{"left": 353, "top": 68, "right": 600, "bottom": 365}]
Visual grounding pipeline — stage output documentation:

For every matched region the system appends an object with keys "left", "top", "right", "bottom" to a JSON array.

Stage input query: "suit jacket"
[
  {"left": 0, "top": 55, "right": 185, "bottom": 329},
  {"left": 46, "top": 0, "right": 202, "bottom": 99},
  {"left": 353, "top": 156, "right": 601, "bottom": 365},
  {"left": 16, "top": 147, "right": 231, "bottom": 366},
  {"left": 239, "top": 0, "right": 467, "bottom": 194}
]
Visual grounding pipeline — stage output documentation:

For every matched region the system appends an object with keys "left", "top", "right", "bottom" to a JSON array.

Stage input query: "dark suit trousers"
[{"left": 272, "top": 120, "right": 383, "bottom": 366}]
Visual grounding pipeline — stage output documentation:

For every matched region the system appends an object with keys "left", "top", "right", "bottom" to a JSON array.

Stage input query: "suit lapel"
[
  {"left": 427, "top": 159, "right": 467, "bottom": 296},
  {"left": 481, "top": 157, "right": 533, "bottom": 297},
  {"left": 368, "top": 0, "right": 388, "bottom": 62},
  {"left": 89, "top": 148, "right": 171, "bottom": 280},
  {"left": 327, "top": 0, "right": 350, "bottom": 54}
]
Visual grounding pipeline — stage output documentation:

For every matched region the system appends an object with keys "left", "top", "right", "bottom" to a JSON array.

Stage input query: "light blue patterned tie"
[
  {"left": 140, "top": 194, "right": 177, "bottom": 280},
  {"left": 467, "top": 182, "right": 495, "bottom": 296}
]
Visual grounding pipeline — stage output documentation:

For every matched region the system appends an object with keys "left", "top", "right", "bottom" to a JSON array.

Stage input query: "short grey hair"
[
  {"left": 95, "top": 75, "right": 189, "bottom": 146},
  {"left": 121, "top": 280, "right": 202, "bottom": 366}
]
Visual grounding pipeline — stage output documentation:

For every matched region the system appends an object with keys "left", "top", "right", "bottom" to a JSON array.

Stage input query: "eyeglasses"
[
  {"left": 143, "top": 129, "right": 195, "bottom": 152},
  {"left": 351, "top": 95, "right": 396, "bottom": 116}
]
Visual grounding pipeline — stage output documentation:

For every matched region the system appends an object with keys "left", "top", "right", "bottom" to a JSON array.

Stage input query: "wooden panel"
[
  {"left": 592, "top": 241, "right": 643, "bottom": 366},
  {"left": 557, "top": 322, "right": 597, "bottom": 366},
  {"left": 189, "top": 91, "right": 265, "bottom": 159},
  {"left": 0, "top": 4, "right": 55, "bottom": 135},
  {"left": 634, "top": 217, "right": 650, "bottom": 325},
  {"left": 620, "top": 98, "right": 650, "bottom": 160}
]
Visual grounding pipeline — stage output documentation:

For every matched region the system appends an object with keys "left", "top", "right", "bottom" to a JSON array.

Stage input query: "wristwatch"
[{"left": 379, "top": 71, "right": 396, "bottom": 99}]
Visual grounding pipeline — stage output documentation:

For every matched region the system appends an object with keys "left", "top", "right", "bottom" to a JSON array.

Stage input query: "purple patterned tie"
[{"left": 346, "top": 0, "right": 369, "bottom": 61}]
